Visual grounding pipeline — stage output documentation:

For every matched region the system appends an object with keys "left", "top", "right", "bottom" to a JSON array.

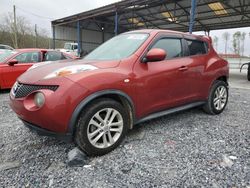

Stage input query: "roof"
[
  {"left": 126, "top": 29, "right": 212, "bottom": 42},
  {"left": 15, "top": 48, "right": 47, "bottom": 51},
  {"left": 126, "top": 29, "right": 184, "bottom": 34},
  {"left": 52, "top": 0, "right": 250, "bottom": 32},
  {"left": 15, "top": 48, "right": 64, "bottom": 52}
]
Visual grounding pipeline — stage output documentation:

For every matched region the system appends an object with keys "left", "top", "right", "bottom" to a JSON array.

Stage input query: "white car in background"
[{"left": 59, "top": 42, "right": 78, "bottom": 56}]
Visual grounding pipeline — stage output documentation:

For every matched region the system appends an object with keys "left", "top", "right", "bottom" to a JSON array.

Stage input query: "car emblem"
[
  {"left": 13, "top": 83, "right": 18, "bottom": 92},
  {"left": 11, "top": 82, "right": 19, "bottom": 97}
]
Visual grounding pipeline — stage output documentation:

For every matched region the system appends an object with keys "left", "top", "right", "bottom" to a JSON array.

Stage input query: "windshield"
[
  {"left": 84, "top": 33, "right": 149, "bottom": 60},
  {"left": 64, "top": 43, "right": 71, "bottom": 50},
  {"left": 0, "top": 50, "right": 17, "bottom": 62}
]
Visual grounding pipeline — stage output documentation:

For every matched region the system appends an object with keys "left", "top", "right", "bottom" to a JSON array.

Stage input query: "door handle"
[{"left": 178, "top": 66, "right": 188, "bottom": 71}]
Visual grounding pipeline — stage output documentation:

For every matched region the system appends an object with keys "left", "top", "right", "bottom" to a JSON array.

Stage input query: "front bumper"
[
  {"left": 9, "top": 77, "right": 90, "bottom": 134},
  {"left": 22, "top": 119, "right": 72, "bottom": 142}
]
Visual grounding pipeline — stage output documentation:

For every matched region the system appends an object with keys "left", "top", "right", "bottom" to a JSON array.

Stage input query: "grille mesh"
[{"left": 13, "top": 82, "right": 58, "bottom": 98}]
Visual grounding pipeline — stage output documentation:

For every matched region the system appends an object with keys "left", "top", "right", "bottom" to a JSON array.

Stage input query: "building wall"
[{"left": 54, "top": 26, "right": 114, "bottom": 52}]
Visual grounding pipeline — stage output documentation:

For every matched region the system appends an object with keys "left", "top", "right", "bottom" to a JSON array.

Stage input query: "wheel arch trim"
[
  {"left": 68, "top": 89, "right": 136, "bottom": 135},
  {"left": 208, "top": 73, "right": 229, "bottom": 91}
]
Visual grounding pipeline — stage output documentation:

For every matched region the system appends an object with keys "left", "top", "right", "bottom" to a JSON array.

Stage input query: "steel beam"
[
  {"left": 189, "top": 0, "right": 197, "bottom": 34},
  {"left": 114, "top": 11, "right": 118, "bottom": 35},
  {"left": 220, "top": 0, "right": 250, "bottom": 20},
  {"left": 52, "top": 25, "right": 55, "bottom": 49},
  {"left": 77, "top": 20, "right": 82, "bottom": 56},
  {"left": 175, "top": 1, "right": 209, "bottom": 32}
]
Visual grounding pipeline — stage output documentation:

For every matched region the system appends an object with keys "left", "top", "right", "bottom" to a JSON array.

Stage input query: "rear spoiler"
[{"left": 198, "top": 35, "right": 212, "bottom": 43}]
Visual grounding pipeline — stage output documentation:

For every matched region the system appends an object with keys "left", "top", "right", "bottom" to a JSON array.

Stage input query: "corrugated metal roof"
[{"left": 52, "top": 0, "right": 250, "bottom": 32}]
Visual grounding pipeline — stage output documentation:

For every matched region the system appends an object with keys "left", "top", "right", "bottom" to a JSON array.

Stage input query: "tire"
[
  {"left": 203, "top": 80, "right": 228, "bottom": 115},
  {"left": 75, "top": 98, "right": 129, "bottom": 156}
]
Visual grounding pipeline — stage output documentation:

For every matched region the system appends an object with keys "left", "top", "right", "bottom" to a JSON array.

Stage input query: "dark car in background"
[{"left": 0, "top": 48, "right": 77, "bottom": 89}]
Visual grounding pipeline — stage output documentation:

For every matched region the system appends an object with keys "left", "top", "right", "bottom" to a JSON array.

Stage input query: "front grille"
[{"left": 13, "top": 82, "right": 58, "bottom": 98}]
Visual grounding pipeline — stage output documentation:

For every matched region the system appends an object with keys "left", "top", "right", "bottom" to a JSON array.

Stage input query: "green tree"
[
  {"left": 2, "top": 13, "right": 31, "bottom": 48},
  {"left": 232, "top": 31, "right": 241, "bottom": 55},
  {"left": 213, "top": 36, "right": 218, "bottom": 51},
  {"left": 240, "top": 32, "right": 246, "bottom": 57},
  {"left": 222, "top": 32, "right": 230, "bottom": 55},
  {"left": 0, "top": 13, "right": 50, "bottom": 49}
]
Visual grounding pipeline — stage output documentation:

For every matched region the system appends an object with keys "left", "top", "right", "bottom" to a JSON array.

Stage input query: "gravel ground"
[{"left": 0, "top": 88, "right": 249, "bottom": 187}]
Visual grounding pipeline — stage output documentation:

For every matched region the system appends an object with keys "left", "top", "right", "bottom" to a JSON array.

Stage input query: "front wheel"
[
  {"left": 75, "top": 98, "right": 129, "bottom": 156},
  {"left": 203, "top": 80, "right": 229, "bottom": 115}
]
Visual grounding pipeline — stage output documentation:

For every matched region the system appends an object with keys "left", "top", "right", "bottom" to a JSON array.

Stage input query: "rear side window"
[
  {"left": 151, "top": 38, "right": 182, "bottom": 59},
  {"left": 186, "top": 40, "right": 208, "bottom": 56},
  {"left": 45, "top": 51, "right": 65, "bottom": 61}
]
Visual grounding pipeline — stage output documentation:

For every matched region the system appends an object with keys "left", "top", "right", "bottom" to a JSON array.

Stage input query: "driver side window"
[
  {"left": 15, "top": 52, "right": 40, "bottom": 63},
  {"left": 151, "top": 38, "right": 182, "bottom": 59}
]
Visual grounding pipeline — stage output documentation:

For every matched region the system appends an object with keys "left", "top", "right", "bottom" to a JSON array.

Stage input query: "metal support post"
[
  {"left": 77, "top": 20, "right": 82, "bottom": 56},
  {"left": 114, "top": 11, "right": 118, "bottom": 35},
  {"left": 52, "top": 25, "right": 55, "bottom": 49},
  {"left": 189, "top": 0, "right": 197, "bottom": 34}
]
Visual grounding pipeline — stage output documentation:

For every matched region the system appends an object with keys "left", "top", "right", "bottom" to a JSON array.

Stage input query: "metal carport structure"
[{"left": 51, "top": 0, "right": 250, "bottom": 55}]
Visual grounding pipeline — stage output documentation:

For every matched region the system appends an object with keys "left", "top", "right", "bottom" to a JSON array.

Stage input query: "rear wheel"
[
  {"left": 75, "top": 98, "right": 129, "bottom": 156},
  {"left": 203, "top": 80, "right": 228, "bottom": 115}
]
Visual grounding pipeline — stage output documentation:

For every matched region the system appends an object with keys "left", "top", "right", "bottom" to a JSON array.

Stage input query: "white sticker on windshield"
[{"left": 127, "top": 35, "right": 146, "bottom": 40}]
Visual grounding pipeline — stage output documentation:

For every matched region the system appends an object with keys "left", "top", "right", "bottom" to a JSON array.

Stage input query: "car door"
[
  {"left": 184, "top": 38, "right": 209, "bottom": 99},
  {"left": 133, "top": 35, "right": 197, "bottom": 117},
  {"left": 3, "top": 51, "right": 41, "bottom": 88},
  {"left": 0, "top": 63, "right": 13, "bottom": 89}
]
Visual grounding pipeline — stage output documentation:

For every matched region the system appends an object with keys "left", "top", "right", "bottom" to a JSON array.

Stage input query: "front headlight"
[{"left": 44, "top": 65, "right": 98, "bottom": 79}]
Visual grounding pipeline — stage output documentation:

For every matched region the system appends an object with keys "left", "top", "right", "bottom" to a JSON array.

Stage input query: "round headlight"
[{"left": 34, "top": 92, "right": 45, "bottom": 108}]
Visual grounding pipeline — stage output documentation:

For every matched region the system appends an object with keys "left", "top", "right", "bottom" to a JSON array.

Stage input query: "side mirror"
[
  {"left": 142, "top": 48, "right": 166, "bottom": 63},
  {"left": 8, "top": 59, "right": 18, "bottom": 66}
]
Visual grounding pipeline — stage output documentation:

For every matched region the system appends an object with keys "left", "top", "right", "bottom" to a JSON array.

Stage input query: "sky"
[{"left": 1, "top": 0, "right": 250, "bottom": 56}]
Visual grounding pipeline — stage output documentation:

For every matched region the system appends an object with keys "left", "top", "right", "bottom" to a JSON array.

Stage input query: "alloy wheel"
[
  {"left": 87, "top": 108, "right": 123, "bottom": 149},
  {"left": 213, "top": 86, "right": 228, "bottom": 111}
]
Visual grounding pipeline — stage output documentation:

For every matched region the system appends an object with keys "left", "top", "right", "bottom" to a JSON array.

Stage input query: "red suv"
[{"left": 10, "top": 30, "right": 229, "bottom": 156}]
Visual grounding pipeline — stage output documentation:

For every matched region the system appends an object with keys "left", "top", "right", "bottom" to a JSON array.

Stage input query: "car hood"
[{"left": 18, "top": 59, "right": 120, "bottom": 84}]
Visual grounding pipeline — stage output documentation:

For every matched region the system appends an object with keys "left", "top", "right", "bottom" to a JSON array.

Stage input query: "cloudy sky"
[{"left": 1, "top": 0, "right": 250, "bottom": 56}]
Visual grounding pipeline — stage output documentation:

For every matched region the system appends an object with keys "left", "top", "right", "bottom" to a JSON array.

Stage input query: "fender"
[{"left": 67, "top": 89, "right": 136, "bottom": 135}]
